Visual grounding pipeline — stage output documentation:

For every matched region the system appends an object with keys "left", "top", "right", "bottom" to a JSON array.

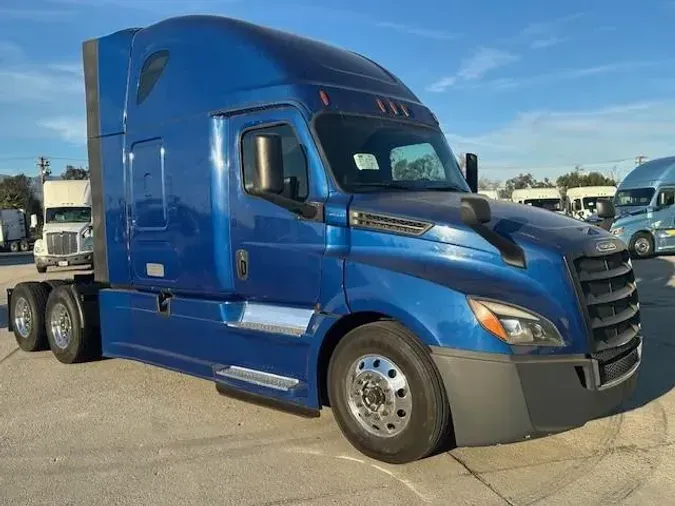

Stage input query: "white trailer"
[{"left": 0, "top": 209, "right": 30, "bottom": 252}]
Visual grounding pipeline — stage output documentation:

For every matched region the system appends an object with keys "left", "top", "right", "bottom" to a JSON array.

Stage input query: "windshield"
[
  {"left": 45, "top": 207, "right": 91, "bottom": 224},
  {"left": 614, "top": 188, "right": 654, "bottom": 207},
  {"left": 582, "top": 196, "right": 603, "bottom": 210},
  {"left": 314, "top": 113, "right": 470, "bottom": 193},
  {"left": 524, "top": 198, "right": 562, "bottom": 211}
]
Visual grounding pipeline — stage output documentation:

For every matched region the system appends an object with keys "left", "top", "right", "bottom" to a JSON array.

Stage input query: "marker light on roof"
[
  {"left": 388, "top": 101, "right": 399, "bottom": 115},
  {"left": 400, "top": 103, "right": 410, "bottom": 117},
  {"left": 319, "top": 90, "right": 330, "bottom": 106},
  {"left": 376, "top": 98, "right": 387, "bottom": 113}
]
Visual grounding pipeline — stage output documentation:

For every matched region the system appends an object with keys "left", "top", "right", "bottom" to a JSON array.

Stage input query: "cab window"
[{"left": 657, "top": 188, "right": 675, "bottom": 207}]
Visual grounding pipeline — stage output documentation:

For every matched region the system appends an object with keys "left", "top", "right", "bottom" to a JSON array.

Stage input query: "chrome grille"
[
  {"left": 46, "top": 232, "right": 78, "bottom": 255},
  {"left": 572, "top": 249, "right": 641, "bottom": 351}
]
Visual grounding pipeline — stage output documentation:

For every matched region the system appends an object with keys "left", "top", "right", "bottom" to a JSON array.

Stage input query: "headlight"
[
  {"left": 81, "top": 226, "right": 93, "bottom": 239},
  {"left": 468, "top": 297, "right": 564, "bottom": 346},
  {"left": 611, "top": 227, "right": 624, "bottom": 236},
  {"left": 33, "top": 240, "right": 45, "bottom": 255}
]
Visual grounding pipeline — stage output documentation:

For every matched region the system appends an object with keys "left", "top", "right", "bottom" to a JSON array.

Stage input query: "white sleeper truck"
[
  {"left": 511, "top": 188, "right": 564, "bottom": 213},
  {"left": 33, "top": 180, "right": 93, "bottom": 273},
  {"left": 566, "top": 186, "right": 617, "bottom": 220}
]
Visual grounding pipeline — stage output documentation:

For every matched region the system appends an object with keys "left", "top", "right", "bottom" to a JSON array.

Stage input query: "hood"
[
  {"left": 43, "top": 222, "right": 90, "bottom": 234},
  {"left": 349, "top": 192, "right": 612, "bottom": 255}
]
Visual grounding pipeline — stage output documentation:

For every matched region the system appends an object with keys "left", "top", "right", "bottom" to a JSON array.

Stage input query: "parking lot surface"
[{"left": 1, "top": 252, "right": 673, "bottom": 505}]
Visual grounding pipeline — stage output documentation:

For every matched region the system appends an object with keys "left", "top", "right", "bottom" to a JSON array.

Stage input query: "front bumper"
[
  {"left": 35, "top": 253, "right": 93, "bottom": 268},
  {"left": 431, "top": 337, "right": 641, "bottom": 447}
]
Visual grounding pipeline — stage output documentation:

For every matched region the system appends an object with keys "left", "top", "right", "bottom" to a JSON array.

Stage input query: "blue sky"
[{"left": 1, "top": 0, "right": 674, "bottom": 183}]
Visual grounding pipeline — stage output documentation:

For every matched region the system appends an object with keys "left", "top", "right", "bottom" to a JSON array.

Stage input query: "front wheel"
[
  {"left": 630, "top": 232, "right": 654, "bottom": 259},
  {"left": 327, "top": 321, "right": 451, "bottom": 464},
  {"left": 36, "top": 264, "right": 47, "bottom": 274}
]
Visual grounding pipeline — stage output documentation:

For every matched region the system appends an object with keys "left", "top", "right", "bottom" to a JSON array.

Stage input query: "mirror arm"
[{"left": 251, "top": 189, "right": 319, "bottom": 220}]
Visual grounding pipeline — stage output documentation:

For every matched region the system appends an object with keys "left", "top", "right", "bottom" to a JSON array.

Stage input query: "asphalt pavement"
[{"left": 0, "top": 252, "right": 673, "bottom": 505}]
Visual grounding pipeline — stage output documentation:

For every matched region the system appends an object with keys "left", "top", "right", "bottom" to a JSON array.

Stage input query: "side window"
[
  {"left": 390, "top": 143, "right": 445, "bottom": 181},
  {"left": 241, "top": 124, "right": 309, "bottom": 202},
  {"left": 137, "top": 50, "right": 169, "bottom": 105},
  {"left": 657, "top": 188, "right": 675, "bottom": 207}
]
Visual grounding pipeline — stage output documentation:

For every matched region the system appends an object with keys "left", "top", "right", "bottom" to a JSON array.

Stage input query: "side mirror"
[
  {"left": 596, "top": 199, "right": 615, "bottom": 219},
  {"left": 30, "top": 214, "right": 38, "bottom": 229},
  {"left": 465, "top": 153, "right": 478, "bottom": 193},
  {"left": 460, "top": 196, "right": 491, "bottom": 225},
  {"left": 253, "top": 133, "right": 284, "bottom": 194}
]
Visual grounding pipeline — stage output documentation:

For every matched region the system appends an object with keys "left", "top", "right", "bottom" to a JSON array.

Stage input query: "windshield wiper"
[
  {"left": 422, "top": 184, "right": 467, "bottom": 192},
  {"left": 350, "top": 182, "right": 418, "bottom": 191}
]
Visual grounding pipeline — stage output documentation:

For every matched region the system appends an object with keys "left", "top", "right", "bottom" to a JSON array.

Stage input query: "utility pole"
[
  {"left": 635, "top": 155, "right": 648, "bottom": 166},
  {"left": 37, "top": 156, "right": 51, "bottom": 184}
]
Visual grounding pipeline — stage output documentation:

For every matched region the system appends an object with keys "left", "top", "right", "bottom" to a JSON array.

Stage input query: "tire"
[
  {"left": 42, "top": 279, "right": 69, "bottom": 291},
  {"left": 9, "top": 282, "right": 50, "bottom": 352},
  {"left": 45, "top": 285, "right": 99, "bottom": 364},
  {"left": 630, "top": 232, "right": 654, "bottom": 259},
  {"left": 20, "top": 240, "right": 29, "bottom": 252},
  {"left": 36, "top": 264, "right": 47, "bottom": 274},
  {"left": 327, "top": 321, "right": 451, "bottom": 464},
  {"left": 9, "top": 241, "right": 19, "bottom": 253}
]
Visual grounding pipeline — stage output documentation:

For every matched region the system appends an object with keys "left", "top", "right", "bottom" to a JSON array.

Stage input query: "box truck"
[
  {"left": 7, "top": 15, "right": 642, "bottom": 464},
  {"left": 32, "top": 179, "right": 93, "bottom": 272}
]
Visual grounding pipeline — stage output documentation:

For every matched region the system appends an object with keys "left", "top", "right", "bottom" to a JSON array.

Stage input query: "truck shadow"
[
  {"left": 0, "top": 304, "right": 7, "bottom": 330},
  {"left": 0, "top": 253, "right": 34, "bottom": 267},
  {"left": 612, "top": 256, "right": 675, "bottom": 414}
]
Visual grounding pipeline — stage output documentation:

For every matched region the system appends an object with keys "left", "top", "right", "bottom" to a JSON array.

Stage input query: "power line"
[{"left": 0, "top": 156, "right": 88, "bottom": 162}]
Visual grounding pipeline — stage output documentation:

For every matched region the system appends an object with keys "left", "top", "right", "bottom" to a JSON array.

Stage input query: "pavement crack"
[
  {"left": 446, "top": 452, "right": 517, "bottom": 506},
  {"left": 0, "top": 347, "right": 18, "bottom": 366}
]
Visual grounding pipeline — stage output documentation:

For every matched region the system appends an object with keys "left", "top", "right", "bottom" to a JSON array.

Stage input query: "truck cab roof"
[
  {"left": 619, "top": 156, "right": 675, "bottom": 190},
  {"left": 87, "top": 15, "right": 434, "bottom": 138}
]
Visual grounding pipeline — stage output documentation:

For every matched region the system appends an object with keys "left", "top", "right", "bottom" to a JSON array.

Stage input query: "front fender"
[{"left": 344, "top": 260, "right": 512, "bottom": 354}]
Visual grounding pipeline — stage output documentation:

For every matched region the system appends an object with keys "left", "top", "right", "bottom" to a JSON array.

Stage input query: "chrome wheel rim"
[
  {"left": 50, "top": 303, "right": 72, "bottom": 349},
  {"left": 635, "top": 238, "right": 650, "bottom": 255},
  {"left": 345, "top": 354, "right": 412, "bottom": 438},
  {"left": 13, "top": 297, "right": 32, "bottom": 338}
]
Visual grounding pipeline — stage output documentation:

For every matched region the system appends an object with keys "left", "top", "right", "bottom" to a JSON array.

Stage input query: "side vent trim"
[{"left": 349, "top": 210, "right": 433, "bottom": 237}]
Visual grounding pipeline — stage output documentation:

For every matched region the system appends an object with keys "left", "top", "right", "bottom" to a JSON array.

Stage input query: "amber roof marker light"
[{"left": 319, "top": 89, "right": 330, "bottom": 106}]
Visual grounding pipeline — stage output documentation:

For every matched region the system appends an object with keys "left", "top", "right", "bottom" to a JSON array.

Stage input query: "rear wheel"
[
  {"left": 327, "top": 321, "right": 451, "bottom": 464},
  {"left": 19, "top": 240, "right": 29, "bottom": 252},
  {"left": 45, "top": 285, "right": 99, "bottom": 364},
  {"left": 9, "top": 241, "right": 19, "bottom": 253},
  {"left": 10, "top": 282, "right": 50, "bottom": 352},
  {"left": 630, "top": 232, "right": 654, "bottom": 259}
]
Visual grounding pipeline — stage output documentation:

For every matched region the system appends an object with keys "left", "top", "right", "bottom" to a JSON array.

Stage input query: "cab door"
[
  {"left": 653, "top": 186, "right": 675, "bottom": 250},
  {"left": 228, "top": 106, "right": 328, "bottom": 309}
]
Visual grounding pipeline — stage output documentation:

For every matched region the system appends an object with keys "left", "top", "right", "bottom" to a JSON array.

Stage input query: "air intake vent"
[{"left": 349, "top": 210, "right": 433, "bottom": 236}]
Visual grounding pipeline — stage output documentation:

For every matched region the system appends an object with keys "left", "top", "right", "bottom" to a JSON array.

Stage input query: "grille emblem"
[{"left": 596, "top": 240, "right": 617, "bottom": 253}]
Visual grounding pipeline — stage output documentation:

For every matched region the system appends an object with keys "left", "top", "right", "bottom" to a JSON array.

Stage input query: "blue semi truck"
[{"left": 7, "top": 15, "right": 642, "bottom": 464}]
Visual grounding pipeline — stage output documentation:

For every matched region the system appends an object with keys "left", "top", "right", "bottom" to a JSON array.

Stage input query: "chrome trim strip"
[
  {"left": 226, "top": 302, "right": 314, "bottom": 337},
  {"left": 215, "top": 365, "right": 299, "bottom": 391}
]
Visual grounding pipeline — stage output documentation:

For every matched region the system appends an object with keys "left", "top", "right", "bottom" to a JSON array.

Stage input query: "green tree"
[
  {"left": 0, "top": 175, "right": 41, "bottom": 216},
  {"left": 62, "top": 165, "right": 89, "bottom": 180},
  {"left": 556, "top": 170, "right": 616, "bottom": 192},
  {"left": 392, "top": 154, "right": 444, "bottom": 181}
]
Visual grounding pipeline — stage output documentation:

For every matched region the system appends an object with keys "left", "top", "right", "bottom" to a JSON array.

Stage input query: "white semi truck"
[
  {"left": 0, "top": 209, "right": 31, "bottom": 252},
  {"left": 33, "top": 179, "right": 93, "bottom": 273},
  {"left": 511, "top": 188, "right": 565, "bottom": 214},
  {"left": 565, "top": 186, "right": 617, "bottom": 220}
]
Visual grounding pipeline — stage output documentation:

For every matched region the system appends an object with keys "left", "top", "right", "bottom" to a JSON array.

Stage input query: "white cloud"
[
  {"left": 47, "top": 62, "right": 84, "bottom": 75},
  {"left": 0, "top": 69, "right": 83, "bottom": 102},
  {"left": 531, "top": 36, "right": 567, "bottom": 49},
  {"left": 443, "top": 101, "right": 675, "bottom": 179},
  {"left": 0, "top": 41, "right": 25, "bottom": 63},
  {"left": 0, "top": 7, "right": 74, "bottom": 21},
  {"left": 375, "top": 22, "right": 459, "bottom": 41},
  {"left": 39, "top": 117, "right": 87, "bottom": 145},
  {"left": 427, "top": 47, "right": 519, "bottom": 92},
  {"left": 519, "top": 13, "right": 584, "bottom": 39}
]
